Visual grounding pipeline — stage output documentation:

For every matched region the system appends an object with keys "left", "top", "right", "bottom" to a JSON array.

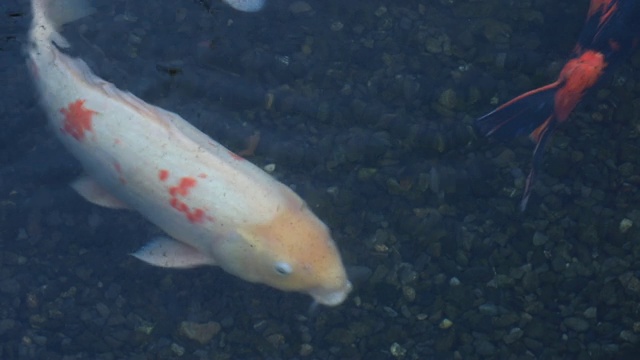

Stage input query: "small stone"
[
  {"left": 478, "top": 303, "right": 498, "bottom": 316},
  {"left": 263, "top": 163, "right": 276, "bottom": 173},
  {"left": 266, "top": 333, "right": 285, "bottom": 348},
  {"left": 390, "top": 342, "right": 407, "bottom": 357},
  {"left": 564, "top": 317, "right": 589, "bottom": 332},
  {"left": 402, "top": 286, "right": 416, "bottom": 302},
  {"left": 32, "top": 335, "right": 47, "bottom": 346},
  {"left": 300, "top": 343, "right": 313, "bottom": 357},
  {"left": 439, "top": 318, "right": 453, "bottom": 329},
  {"left": 619, "top": 218, "right": 633, "bottom": 233},
  {"left": 178, "top": 321, "right": 221, "bottom": 344},
  {"left": 26, "top": 293, "right": 38, "bottom": 308},
  {"left": 449, "top": 277, "right": 461, "bottom": 286},
  {"left": 583, "top": 307, "right": 597, "bottom": 319},
  {"left": 96, "top": 303, "right": 110, "bottom": 318},
  {"left": 493, "top": 149, "right": 515, "bottom": 168},
  {"left": 171, "top": 343, "right": 185, "bottom": 356},
  {"left": 503, "top": 327, "right": 524, "bottom": 344},
  {"left": 437, "top": 88, "right": 457, "bottom": 110},
  {"left": 374, "top": 6, "right": 387, "bottom": 17},
  {"left": 532, "top": 231, "right": 548, "bottom": 246},
  {"left": 288, "top": 1, "right": 312, "bottom": 14},
  {"left": 330, "top": 22, "right": 344, "bottom": 32},
  {"left": 619, "top": 272, "right": 640, "bottom": 293},
  {"left": 620, "top": 330, "right": 638, "bottom": 343}
]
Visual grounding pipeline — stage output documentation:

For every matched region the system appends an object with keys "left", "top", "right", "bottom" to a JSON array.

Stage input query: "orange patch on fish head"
[
  {"left": 555, "top": 51, "right": 606, "bottom": 121},
  {"left": 236, "top": 189, "right": 351, "bottom": 306}
]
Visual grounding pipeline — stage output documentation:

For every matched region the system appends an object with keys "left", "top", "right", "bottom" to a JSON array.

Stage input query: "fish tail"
[
  {"left": 475, "top": 81, "right": 561, "bottom": 141},
  {"left": 520, "top": 121, "right": 555, "bottom": 211},
  {"left": 475, "top": 81, "right": 565, "bottom": 211},
  {"left": 29, "top": 0, "right": 95, "bottom": 48}
]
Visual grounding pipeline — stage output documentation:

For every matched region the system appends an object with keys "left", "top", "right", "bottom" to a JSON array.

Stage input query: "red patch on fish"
[
  {"left": 169, "top": 177, "right": 197, "bottom": 197},
  {"left": 60, "top": 99, "right": 97, "bottom": 141},
  {"left": 158, "top": 169, "right": 170, "bottom": 182},
  {"left": 166, "top": 176, "right": 212, "bottom": 224}
]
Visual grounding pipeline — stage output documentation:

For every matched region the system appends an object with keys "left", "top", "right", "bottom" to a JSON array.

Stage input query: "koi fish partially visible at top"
[
  {"left": 26, "top": 0, "right": 351, "bottom": 306},
  {"left": 475, "top": 0, "right": 640, "bottom": 210},
  {"left": 222, "top": 0, "right": 265, "bottom": 12}
]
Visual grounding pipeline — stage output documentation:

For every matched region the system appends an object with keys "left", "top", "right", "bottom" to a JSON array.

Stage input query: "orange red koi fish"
[{"left": 475, "top": 0, "right": 640, "bottom": 210}]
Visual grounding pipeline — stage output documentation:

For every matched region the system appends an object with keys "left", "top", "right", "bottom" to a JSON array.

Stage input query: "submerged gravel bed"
[{"left": 1, "top": 0, "right": 640, "bottom": 358}]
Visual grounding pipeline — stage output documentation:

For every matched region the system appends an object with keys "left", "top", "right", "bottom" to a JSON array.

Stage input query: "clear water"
[{"left": 1, "top": 0, "right": 639, "bottom": 358}]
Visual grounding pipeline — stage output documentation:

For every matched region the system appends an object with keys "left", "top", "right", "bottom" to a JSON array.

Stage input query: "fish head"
[{"left": 222, "top": 193, "right": 352, "bottom": 306}]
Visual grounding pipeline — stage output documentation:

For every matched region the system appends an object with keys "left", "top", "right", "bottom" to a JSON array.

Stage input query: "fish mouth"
[{"left": 308, "top": 281, "right": 353, "bottom": 306}]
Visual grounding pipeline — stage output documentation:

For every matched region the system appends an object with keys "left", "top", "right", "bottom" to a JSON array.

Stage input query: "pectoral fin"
[
  {"left": 131, "top": 237, "right": 216, "bottom": 268},
  {"left": 71, "top": 175, "right": 129, "bottom": 209}
]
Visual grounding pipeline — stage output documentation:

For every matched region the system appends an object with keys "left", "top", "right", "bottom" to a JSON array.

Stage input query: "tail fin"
[
  {"left": 475, "top": 82, "right": 564, "bottom": 211},
  {"left": 475, "top": 81, "right": 561, "bottom": 141},
  {"left": 520, "top": 123, "right": 555, "bottom": 211},
  {"left": 29, "top": 0, "right": 95, "bottom": 48}
]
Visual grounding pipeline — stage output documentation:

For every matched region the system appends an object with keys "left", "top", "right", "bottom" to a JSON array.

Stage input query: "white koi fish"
[
  {"left": 222, "top": 0, "right": 265, "bottom": 12},
  {"left": 26, "top": 0, "right": 351, "bottom": 306}
]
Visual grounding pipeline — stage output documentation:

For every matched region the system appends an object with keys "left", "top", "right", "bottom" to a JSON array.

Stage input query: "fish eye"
[{"left": 274, "top": 262, "right": 292, "bottom": 276}]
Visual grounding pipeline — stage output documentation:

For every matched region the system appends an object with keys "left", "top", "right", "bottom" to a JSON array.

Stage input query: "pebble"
[
  {"left": 619, "top": 218, "right": 633, "bottom": 233},
  {"left": 178, "top": 321, "right": 221, "bottom": 344},
  {"left": 564, "top": 317, "right": 589, "bottom": 332},
  {"left": 478, "top": 303, "right": 499, "bottom": 316},
  {"left": 503, "top": 327, "right": 523, "bottom": 344},
  {"left": 583, "top": 307, "right": 597, "bottom": 319},
  {"left": 171, "top": 343, "right": 185, "bottom": 356},
  {"left": 532, "top": 231, "right": 548, "bottom": 246},
  {"left": 620, "top": 330, "right": 638, "bottom": 343},
  {"left": 96, "top": 303, "right": 110, "bottom": 318},
  {"left": 300, "top": 343, "right": 313, "bottom": 356},
  {"left": 439, "top": 318, "right": 453, "bottom": 329},
  {"left": 390, "top": 342, "right": 407, "bottom": 357},
  {"left": 619, "top": 272, "right": 640, "bottom": 293},
  {"left": 288, "top": 1, "right": 312, "bottom": 14}
]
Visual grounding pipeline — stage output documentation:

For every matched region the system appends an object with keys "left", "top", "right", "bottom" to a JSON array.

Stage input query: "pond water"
[{"left": 1, "top": 0, "right": 639, "bottom": 358}]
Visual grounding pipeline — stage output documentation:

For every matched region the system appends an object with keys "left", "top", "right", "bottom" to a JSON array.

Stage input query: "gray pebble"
[{"left": 564, "top": 317, "right": 589, "bottom": 332}]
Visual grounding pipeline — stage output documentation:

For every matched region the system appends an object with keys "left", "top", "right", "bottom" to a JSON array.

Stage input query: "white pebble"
[{"left": 619, "top": 218, "right": 633, "bottom": 233}]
